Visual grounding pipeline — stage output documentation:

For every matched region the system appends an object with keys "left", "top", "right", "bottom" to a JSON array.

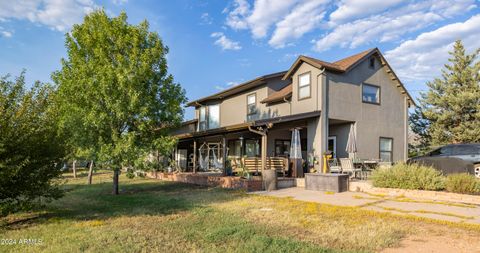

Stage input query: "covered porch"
[{"left": 173, "top": 112, "right": 364, "bottom": 179}]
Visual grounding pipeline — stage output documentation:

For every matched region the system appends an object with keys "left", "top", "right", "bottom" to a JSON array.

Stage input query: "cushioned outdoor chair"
[
  {"left": 339, "top": 158, "right": 362, "bottom": 179},
  {"left": 328, "top": 158, "right": 342, "bottom": 173}
]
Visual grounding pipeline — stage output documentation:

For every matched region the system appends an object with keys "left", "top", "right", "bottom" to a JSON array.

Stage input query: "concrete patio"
[{"left": 254, "top": 187, "right": 480, "bottom": 224}]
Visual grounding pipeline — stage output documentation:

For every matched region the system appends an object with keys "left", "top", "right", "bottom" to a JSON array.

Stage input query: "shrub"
[
  {"left": 371, "top": 163, "right": 445, "bottom": 191},
  {"left": 445, "top": 173, "right": 480, "bottom": 194}
]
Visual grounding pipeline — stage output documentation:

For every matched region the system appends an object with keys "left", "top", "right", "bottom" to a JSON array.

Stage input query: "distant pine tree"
[{"left": 411, "top": 40, "right": 480, "bottom": 145}]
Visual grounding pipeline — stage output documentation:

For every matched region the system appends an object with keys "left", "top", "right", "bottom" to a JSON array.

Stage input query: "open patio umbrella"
[
  {"left": 346, "top": 123, "right": 357, "bottom": 159},
  {"left": 290, "top": 128, "right": 303, "bottom": 177}
]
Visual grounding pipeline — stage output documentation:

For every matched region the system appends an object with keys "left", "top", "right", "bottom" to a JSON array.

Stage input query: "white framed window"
[
  {"left": 362, "top": 84, "right": 380, "bottom": 104},
  {"left": 208, "top": 104, "right": 220, "bottom": 129},
  {"left": 380, "top": 137, "right": 393, "bottom": 162},
  {"left": 198, "top": 107, "right": 207, "bottom": 131},
  {"left": 298, "top": 72, "right": 311, "bottom": 100},
  {"left": 246, "top": 93, "right": 257, "bottom": 121}
]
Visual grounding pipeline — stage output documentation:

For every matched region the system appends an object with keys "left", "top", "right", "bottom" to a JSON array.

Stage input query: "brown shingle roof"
[
  {"left": 284, "top": 48, "right": 376, "bottom": 77},
  {"left": 333, "top": 48, "right": 373, "bottom": 71},
  {"left": 260, "top": 84, "right": 292, "bottom": 104},
  {"left": 186, "top": 71, "right": 286, "bottom": 107}
]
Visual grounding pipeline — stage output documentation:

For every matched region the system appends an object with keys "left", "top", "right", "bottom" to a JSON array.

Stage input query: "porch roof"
[{"left": 175, "top": 110, "right": 321, "bottom": 140}]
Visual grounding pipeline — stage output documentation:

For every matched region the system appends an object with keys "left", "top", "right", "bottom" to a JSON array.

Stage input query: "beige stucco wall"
[
  {"left": 290, "top": 62, "right": 323, "bottom": 115},
  {"left": 194, "top": 76, "right": 291, "bottom": 127},
  {"left": 328, "top": 123, "right": 351, "bottom": 158},
  {"left": 186, "top": 55, "right": 408, "bottom": 162},
  {"left": 328, "top": 57, "right": 408, "bottom": 161}
]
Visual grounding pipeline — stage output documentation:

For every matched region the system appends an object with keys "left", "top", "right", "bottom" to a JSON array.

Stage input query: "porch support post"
[
  {"left": 174, "top": 145, "right": 178, "bottom": 165},
  {"left": 248, "top": 125, "right": 271, "bottom": 174},
  {"left": 319, "top": 68, "right": 329, "bottom": 170},
  {"left": 261, "top": 134, "right": 267, "bottom": 174},
  {"left": 222, "top": 136, "right": 227, "bottom": 176},
  {"left": 193, "top": 139, "right": 197, "bottom": 173}
]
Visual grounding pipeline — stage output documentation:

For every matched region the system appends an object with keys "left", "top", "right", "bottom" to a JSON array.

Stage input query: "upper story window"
[
  {"left": 198, "top": 104, "right": 220, "bottom": 131},
  {"left": 199, "top": 107, "right": 207, "bottom": 131},
  {"left": 246, "top": 93, "right": 257, "bottom": 121},
  {"left": 208, "top": 104, "right": 220, "bottom": 129},
  {"left": 362, "top": 83, "right": 380, "bottom": 104},
  {"left": 298, "top": 72, "right": 311, "bottom": 100}
]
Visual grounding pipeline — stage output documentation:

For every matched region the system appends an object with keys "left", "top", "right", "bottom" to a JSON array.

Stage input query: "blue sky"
[{"left": 0, "top": 0, "right": 479, "bottom": 120}]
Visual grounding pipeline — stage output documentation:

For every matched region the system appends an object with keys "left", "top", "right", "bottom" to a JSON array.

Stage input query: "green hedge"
[
  {"left": 371, "top": 163, "right": 445, "bottom": 191},
  {"left": 372, "top": 163, "right": 480, "bottom": 194},
  {"left": 445, "top": 173, "right": 480, "bottom": 194}
]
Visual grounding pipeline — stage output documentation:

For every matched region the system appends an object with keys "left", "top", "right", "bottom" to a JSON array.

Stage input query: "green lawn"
[{"left": 1, "top": 171, "right": 479, "bottom": 253}]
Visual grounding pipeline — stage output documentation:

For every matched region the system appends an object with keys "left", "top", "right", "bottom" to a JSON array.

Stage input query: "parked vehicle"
[{"left": 408, "top": 143, "right": 480, "bottom": 177}]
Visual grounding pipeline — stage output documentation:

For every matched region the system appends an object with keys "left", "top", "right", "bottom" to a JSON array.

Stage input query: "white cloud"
[
  {"left": 215, "top": 80, "right": 243, "bottom": 90},
  {"left": 0, "top": 26, "right": 13, "bottom": 38},
  {"left": 313, "top": 0, "right": 477, "bottom": 52},
  {"left": 0, "top": 0, "right": 97, "bottom": 32},
  {"left": 385, "top": 14, "right": 480, "bottom": 82},
  {"left": 269, "top": 0, "right": 328, "bottom": 48},
  {"left": 278, "top": 53, "right": 300, "bottom": 62},
  {"left": 225, "top": 0, "right": 250, "bottom": 30},
  {"left": 211, "top": 32, "right": 242, "bottom": 50},
  {"left": 112, "top": 0, "right": 128, "bottom": 5},
  {"left": 224, "top": 0, "right": 329, "bottom": 48},
  {"left": 329, "top": 0, "right": 404, "bottom": 25},
  {"left": 0, "top": 30, "right": 12, "bottom": 37},
  {"left": 200, "top": 12, "right": 213, "bottom": 25},
  {"left": 246, "top": 0, "right": 300, "bottom": 39}
]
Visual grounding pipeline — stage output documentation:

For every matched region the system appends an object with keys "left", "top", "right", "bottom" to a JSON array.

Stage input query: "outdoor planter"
[
  {"left": 263, "top": 169, "right": 277, "bottom": 191},
  {"left": 305, "top": 173, "right": 349, "bottom": 192}
]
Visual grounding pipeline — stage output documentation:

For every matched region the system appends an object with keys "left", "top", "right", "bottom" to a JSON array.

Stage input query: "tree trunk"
[
  {"left": 113, "top": 169, "right": 119, "bottom": 195},
  {"left": 87, "top": 160, "right": 94, "bottom": 185},
  {"left": 72, "top": 160, "right": 77, "bottom": 178},
  {"left": 154, "top": 150, "right": 159, "bottom": 179}
]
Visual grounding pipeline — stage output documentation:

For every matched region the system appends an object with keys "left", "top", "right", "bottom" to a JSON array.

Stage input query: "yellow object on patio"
[{"left": 323, "top": 152, "right": 332, "bottom": 173}]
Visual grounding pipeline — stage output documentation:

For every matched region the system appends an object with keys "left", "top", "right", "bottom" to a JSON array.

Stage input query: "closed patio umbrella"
[
  {"left": 290, "top": 128, "right": 303, "bottom": 177},
  {"left": 346, "top": 123, "right": 357, "bottom": 159}
]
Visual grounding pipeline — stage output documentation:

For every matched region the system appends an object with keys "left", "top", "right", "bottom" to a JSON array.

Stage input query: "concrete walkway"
[{"left": 254, "top": 187, "right": 480, "bottom": 224}]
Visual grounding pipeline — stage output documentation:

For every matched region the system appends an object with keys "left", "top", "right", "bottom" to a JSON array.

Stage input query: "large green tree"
[
  {"left": 53, "top": 10, "right": 186, "bottom": 194},
  {"left": 0, "top": 72, "right": 66, "bottom": 216},
  {"left": 411, "top": 40, "right": 480, "bottom": 146}
]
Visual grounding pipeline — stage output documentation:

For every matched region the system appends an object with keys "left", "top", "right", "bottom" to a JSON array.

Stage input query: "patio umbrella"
[
  {"left": 290, "top": 128, "right": 302, "bottom": 159},
  {"left": 290, "top": 128, "right": 303, "bottom": 177},
  {"left": 346, "top": 123, "right": 357, "bottom": 159}
]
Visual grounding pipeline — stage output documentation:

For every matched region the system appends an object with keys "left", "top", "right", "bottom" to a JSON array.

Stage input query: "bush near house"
[
  {"left": 372, "top": 163, "right": 480, "bottom": 195},
  {"left": 371, "top": 163, "right": 445, "bottom": 191},
  {"left": 445, "top": 173, "right": 480, "bottom": 195}
]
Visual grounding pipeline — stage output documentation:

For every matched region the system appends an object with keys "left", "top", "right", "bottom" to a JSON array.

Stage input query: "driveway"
[{"left": 254, "top": 187, "right": 480, "bottom": 224}]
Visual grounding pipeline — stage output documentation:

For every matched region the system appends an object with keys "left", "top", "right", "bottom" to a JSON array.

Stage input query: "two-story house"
[{"left": 171, "top": 48, "right": 414, "bottom": 175}]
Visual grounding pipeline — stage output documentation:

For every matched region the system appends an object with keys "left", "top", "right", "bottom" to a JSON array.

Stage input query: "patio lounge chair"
[
  {"left": 339, "top": 158, "right": 362, "bottom": 179},
  {"left": 327, "top": 158, "right": 342, "bottom": 173}
]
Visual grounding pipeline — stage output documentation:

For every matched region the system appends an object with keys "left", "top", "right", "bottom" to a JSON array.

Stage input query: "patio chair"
[
  {"left": 327, "top": 158, "right": 342, "bottom": 173},
  {"left": 339, "top": 158, "right": 362, "bottom": 179}
]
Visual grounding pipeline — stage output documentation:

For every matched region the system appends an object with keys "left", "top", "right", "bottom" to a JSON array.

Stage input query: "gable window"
[
  {"left": 362, "top": 83, "right": 380, "bottom": 104},
  {"left": 199, "top": 107, "right": 207, "bottom": 131},
  {"left": 246, "top": 93, "right": 257, "bottom": 121},
  {"left": 369, "top": 57, "right": 375, "bottom": 69},
  {"left": 379, "top": 137, "right": 393, "bottom": 162},
  {"left": 298, "top": 72, "right": 311, "bottom": 100},
  {"left": 208, "top": 104, "right": 220, "bottom": 129}
]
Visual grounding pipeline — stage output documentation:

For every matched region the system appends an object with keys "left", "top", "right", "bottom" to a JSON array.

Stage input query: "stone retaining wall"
[
  {"left": 146, "top": 172, "right": 263, "bottom": 191},
  {"left": 349, "top": 181, "right": 480, "bottom": 205}
]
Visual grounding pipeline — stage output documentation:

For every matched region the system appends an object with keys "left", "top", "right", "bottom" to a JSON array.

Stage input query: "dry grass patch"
[{"left": 2, "top": 172, "right": 480, "bottom": 253}]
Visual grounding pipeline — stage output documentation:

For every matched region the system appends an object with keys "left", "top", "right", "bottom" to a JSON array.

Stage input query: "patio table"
[{"left": 353, "top": 160, "right": 379, "bottom": 180}]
